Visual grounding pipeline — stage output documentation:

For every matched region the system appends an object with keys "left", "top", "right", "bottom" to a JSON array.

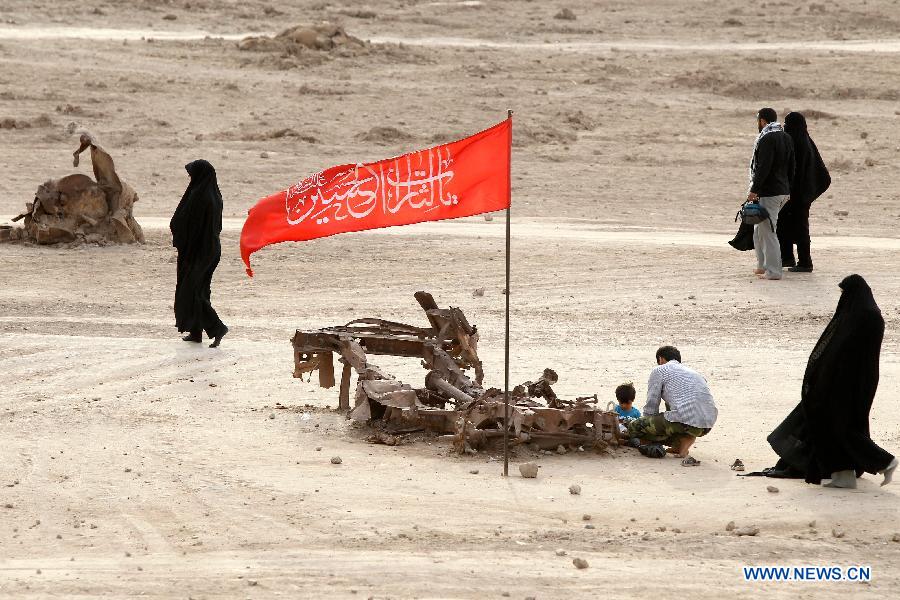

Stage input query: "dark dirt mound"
[{"left": 356, "top": 126, "right": 414, "bottom": 144}]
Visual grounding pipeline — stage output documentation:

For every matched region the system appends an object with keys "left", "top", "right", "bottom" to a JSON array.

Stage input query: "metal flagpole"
[{"left": 503, "top": 109, "right": 513, "bottom": 477}]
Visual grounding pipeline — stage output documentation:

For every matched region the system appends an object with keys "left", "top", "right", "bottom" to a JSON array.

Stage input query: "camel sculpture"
[{"left": 3, "top": 132, "right": 144, "bottom": 245}]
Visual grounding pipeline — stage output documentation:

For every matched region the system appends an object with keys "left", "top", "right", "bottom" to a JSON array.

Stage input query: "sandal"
[{"left": 681, "top": 456, "right": 701, "bottom": 467}]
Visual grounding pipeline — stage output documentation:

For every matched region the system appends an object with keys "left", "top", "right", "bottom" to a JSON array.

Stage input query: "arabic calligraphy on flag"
[{"left": 240, "top": 118, "right": 511, "bottom": 275}]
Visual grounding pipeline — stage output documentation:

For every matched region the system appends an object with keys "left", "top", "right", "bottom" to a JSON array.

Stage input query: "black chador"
[
  {"left": 777, "top": 112, "right": 831, "bottom": 270},
  {"left": 170, "top": 160, "right": 228, "bottom": 348},
  {"left": 754, "top": 275, "right": 896, "bottom": 486}
]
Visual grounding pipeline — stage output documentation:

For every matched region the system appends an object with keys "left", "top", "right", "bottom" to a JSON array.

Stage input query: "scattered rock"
[
  {"left": 733, "top": 525, "right": 760, "bottom": 537},
  {"left": 331, "top": 456, "right": 342, "bottom": 465},
  {"left": 572, "top": 557, "right": 589, "bottom": 569},
  {"left": 555, "top": 548, "right": 567, "bottom": 556},
  {"left": 554, "top": 8, "right": 577, "bottom": 21},
  {"left": 469, "top": 469, "right": 479, "bottom": 475},
  {"left": 316, "top": 447, "right": 322, "bottom": 451},
  {"left": 725, "top": 521, "right": 735, "bottom": 532},
  {"left": 569, "top": 484, "right": 581, "bottom": 495},
  {"left": 891, "top": 533, "right": 900, "bottom": 542},
  {"left": 473, "top": 288, "right": 485, "bottom": 297},
  {"left": 582, "top": 514, "right": 592, "bottom": 521},
  {"left": 808, "top": 520, "right": 816, "bottom": 528},
  {"left": 519, "top": 462, "right": 539, "bottom": 478},
  {"left": 248, "top": 579, "right": 258, "bottom": 586},
  {"left": 766, "top": 485, "right": 779, "bottom": 493},
  {"left": 163, "top": 14, "right": 177, "bottom": 21},
  {"left": 366, "top": 431, "right": 401, "bottom": 446},
  {"left": 269, "top": 413, "right": 276, "bottom": 419},
  {"left": 656, "top": 526, "right": 667, "bottom": 532},
  {"left": 3, "top": 503, "right": 12, "bottom": 509},
  {"left": 124, "top": 468, "right": 132, "bottom": 473},
  {"left": 556, "top": 445, "right": 567, "bottom": 455},
  {"left": 834, "top": 210, "right": 849, "bottom": 216},
  {"left": 584, "top": 524, "right": 595, "bottom": 530},
  {"left": 260, "top": 151, "right": 269, "bottom": 159},
  {"left": 239, "top": 23, "right": 364, "bottom": 54},
  {"left": 832, "top": 528, "right": 845, "bottom": 539}
]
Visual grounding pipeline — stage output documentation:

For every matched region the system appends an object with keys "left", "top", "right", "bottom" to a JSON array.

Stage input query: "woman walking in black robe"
[
  {"left": 170, "top": 159, "right": 228, "bottom": 348},
  {"left": 765, "top": 275, "right": 897, "bottom": 487},
  {"left": 778, "top": 112, "right": 831, "bottom": 271}
]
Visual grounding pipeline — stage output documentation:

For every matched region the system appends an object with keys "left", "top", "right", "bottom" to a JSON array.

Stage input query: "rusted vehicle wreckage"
[{"left": 291, "top": 292, "right": 620, "bottom": 453}]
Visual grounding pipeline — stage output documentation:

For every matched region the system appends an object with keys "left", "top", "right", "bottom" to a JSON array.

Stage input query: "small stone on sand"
[
  {"left": 582, "top": 514, "right": 591, "bottom": 521},
  {"left": 555, "top": 549, "right": 567, "bottom": 556},
  {"left": 832, "top": 528, "right": 845, "bottom": 539},
  {"left": 584, "top": 524, "right": 595, "bottom": 530},
  {"left": 556, "top": 445, "right": 567, "bottom": 455},
  {"left": 519, "top": 462, "right": 539, "bottom": 478},
  {"left": 891, "top": 533, "right": 900, "bottom": 542},
  {"left": 767, "top": 485, "right": 779, "bottom": 493},
  {"left": 331, "top": 456, "right": 342, "bottom": 465},
  {"left": 569, "top": 484, "right": 581, "bottom": 495},
  {"left": 572, "top": 557, "right": 589, "bottom": 569},
  {"left": 733, "top": 525, "right": 760, "bottom": 537},
  {"left": 469, "top": 469, "right": 479, "bottom": 475},
  {"left": 725, "top": 521, "right": 735, "bottom": 531}
]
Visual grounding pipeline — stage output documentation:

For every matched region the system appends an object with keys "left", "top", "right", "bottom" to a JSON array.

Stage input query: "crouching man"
[{"left": 627, "top": 346, "right": 718, "bottom": 466}]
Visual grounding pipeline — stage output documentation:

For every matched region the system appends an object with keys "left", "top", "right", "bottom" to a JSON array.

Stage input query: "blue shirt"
[{"left": 614, "top": 405, "right": 641, "bottom": 419}]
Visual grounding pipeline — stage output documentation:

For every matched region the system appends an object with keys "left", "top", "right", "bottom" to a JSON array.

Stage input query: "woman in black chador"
[
  {"left": 777, "top": 111, "right": 831, "bottom": 271},
  {"left": 762, "top": 275, "right": 897, "bottom": 488},
  {"left": 170, "top": 160, "right": 228, "bottom": 348}
]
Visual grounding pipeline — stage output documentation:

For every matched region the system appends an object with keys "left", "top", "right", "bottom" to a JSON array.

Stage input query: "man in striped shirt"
[{"left": 627, "top": 346, "right": 718, "bottom": 463}]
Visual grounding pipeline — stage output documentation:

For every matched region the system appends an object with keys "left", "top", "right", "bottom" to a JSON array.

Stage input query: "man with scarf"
[
  {"left": 748, "top": 108, "right": 795, "bottom": 280},
  {"left": 778, "top": 112, "right": 831, "bottom": 272}
]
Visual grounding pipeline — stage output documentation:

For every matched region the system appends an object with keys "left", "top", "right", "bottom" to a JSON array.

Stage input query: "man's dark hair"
[
  {"left": 656, "top": 345, "right": 682, "bottom": 363},
  {"left": 757, "top": 107, "right": 777, "bottom": 124},
  {"left": 615, "top": 383, "right": 636, "bottom": 403}
]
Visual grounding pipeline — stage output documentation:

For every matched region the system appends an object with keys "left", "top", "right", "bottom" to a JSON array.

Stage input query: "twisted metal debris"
[{"left": 291, "top": 292, "right": 620, "bottom": 453}]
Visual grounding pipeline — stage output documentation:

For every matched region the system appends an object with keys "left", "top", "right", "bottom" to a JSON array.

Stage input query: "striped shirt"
[{"left": 643, "top": 360, "right": 717, "bottom": 429}]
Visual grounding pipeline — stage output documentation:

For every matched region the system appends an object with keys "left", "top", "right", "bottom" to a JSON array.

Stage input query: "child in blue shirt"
[{"left": 614, "top": 382, "right": 641, "bottom": 420}]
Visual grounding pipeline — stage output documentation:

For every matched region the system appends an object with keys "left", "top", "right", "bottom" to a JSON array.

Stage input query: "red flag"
[{"left": 240, "top": 118, "right": 511, "bottom": 275}]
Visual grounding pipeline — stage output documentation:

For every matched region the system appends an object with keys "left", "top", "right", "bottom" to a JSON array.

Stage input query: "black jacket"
[{"left": 751, "top": 130, "right": 795, "bottom": 197}]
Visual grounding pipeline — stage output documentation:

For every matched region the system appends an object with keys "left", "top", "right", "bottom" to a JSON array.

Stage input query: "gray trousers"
[{"left": 754, "top": 195, "right": 788, "bottom": 278}]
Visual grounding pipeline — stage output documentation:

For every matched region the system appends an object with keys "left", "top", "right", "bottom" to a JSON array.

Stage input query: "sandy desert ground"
[{"left": 2, "top": 1, "right": 900, "bottom": 598}]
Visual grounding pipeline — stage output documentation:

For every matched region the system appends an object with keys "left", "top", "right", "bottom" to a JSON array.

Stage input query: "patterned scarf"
[{"left": 749, "top": 121, "right": 783, "bottom": 186}]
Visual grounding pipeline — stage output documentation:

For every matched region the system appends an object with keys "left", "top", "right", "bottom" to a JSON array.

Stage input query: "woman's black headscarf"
[
  {"left": 170, "top": 160, "right": 227, "bottom": 338},
  {"left": 784, "top": 112, "right": 831, "bottom": 205},
  {"left": 170, "top": 159, "right": 223, "bottom": 255},
  {"left": 767, "top": 274, "right": 894, "bottom": 483}
]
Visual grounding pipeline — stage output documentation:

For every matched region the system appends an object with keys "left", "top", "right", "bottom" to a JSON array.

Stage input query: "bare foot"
[
  {"left": 880, "top": 457, "right": 898, "bottom": 486},
  {"left": 753, "top": 268, "right": 765, "bottom": 275},
  {"left": 676, "top": 435, "right": 696, "bottom": 458},
  {"left": 209, "top": 326, "right": 228, "bottom": 348}
]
